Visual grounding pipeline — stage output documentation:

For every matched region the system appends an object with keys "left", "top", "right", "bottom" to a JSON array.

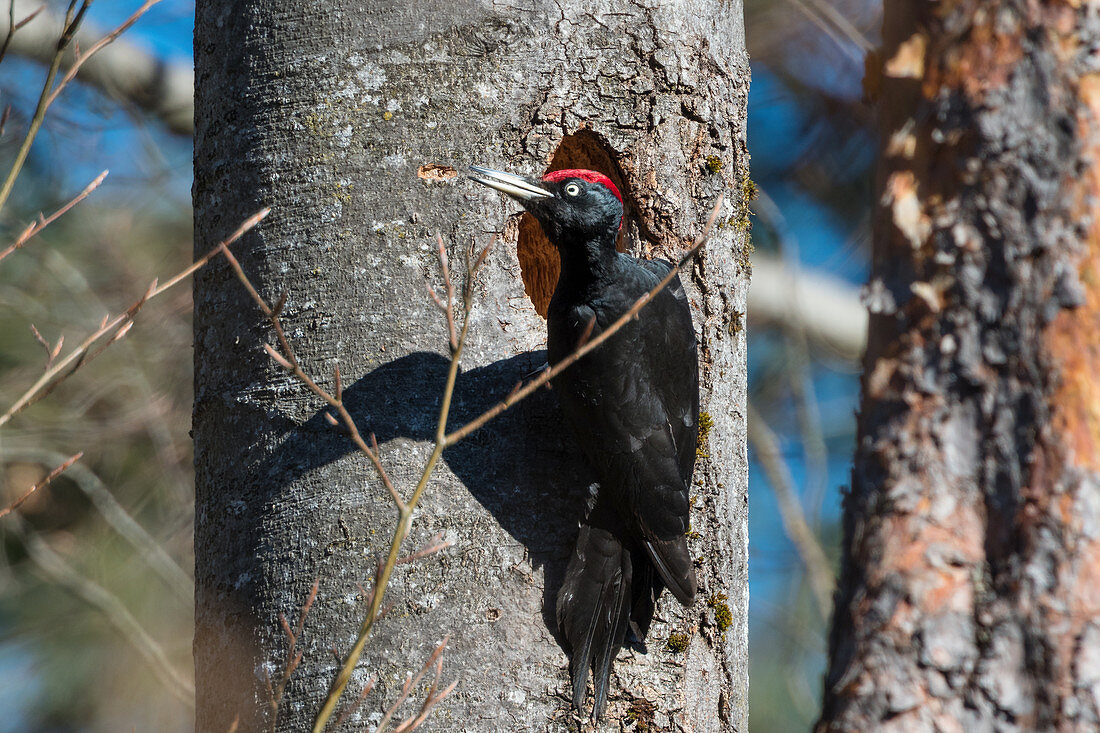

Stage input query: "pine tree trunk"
[
  {"left": 819, "top": 2, "right": 1100, "bottom": 730},
  {"left": 192, "top": 3, "right": 750, "bottom": 731}
]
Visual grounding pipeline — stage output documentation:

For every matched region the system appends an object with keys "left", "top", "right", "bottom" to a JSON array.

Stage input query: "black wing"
[
  {"left": 640, "top": 258, "right": 700, "bottom": 485},
  {"left": 549, "top": 257, "right": 699, "bottom": 604},
  {"left": 556, "top": 488, "right": 633, "bottom": 719}
]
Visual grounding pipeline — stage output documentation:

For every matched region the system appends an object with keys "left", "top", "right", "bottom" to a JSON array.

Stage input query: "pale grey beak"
[{"left": 469, "top": 165, "right": 553, "bottom": 202}]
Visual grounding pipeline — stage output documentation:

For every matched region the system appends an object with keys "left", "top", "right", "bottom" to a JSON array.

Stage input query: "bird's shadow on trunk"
[{"left": 297, "top": 349, "right": 589, "bottom": 647}]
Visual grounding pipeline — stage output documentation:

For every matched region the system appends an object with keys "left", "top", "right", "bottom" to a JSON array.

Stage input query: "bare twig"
[
  {"left": 374, "top": 637, "right": 454, "bottom": 733},
  {"left": 0, "top": 0, "right": 44, "bottom": 67},
  {"left": 393, "top": 679, "right": 459, "bottom": 733},
  {"left": 0, "top": 0, "right": 90, "bottom": 214},
  {"left": 0, "top": 0, "right": 165, "bottom": 211},
  {"left": 393, "top": 672, "right": 458, "bottom": 733},
  {"left": 753, "top": 188, "right": 832, "bottom": 522},
  {"left": 0, "top": 208, "right": 269, "bottom": 428},
  {"left": 43, "top": 0, "right": 164, "bottom": 110},
  {"left": 221, "top": 247, "right": 404, "bottom": 510},
  {"left": 263, "top": 342, "right": 292, "bottom": 370},
  {"left": 749, "top": 255, "right": 866, "bottom": 361},
  {"left": 0, "top": 0, "right": 193, "bottom": 135},
  {"left": 430, "top": 234, "right": 458, "bottom": 351},
  {"left": 268, "top": 579, "right": 320, "bottom": 730},
  {"left": 332, "top": 675, "right": 376, "bottom": 728},
  {"left": 0, "top": 1, "right": 12, "bottom": 66},
  {"left": 216, "top": 243, "right": 480, "bottom": 720},
  {"left": 5, "top": 513, "right": 194, "bottom": 706},
  {"left": 784, "top": 0, "right": 872, "bottom": 57},
  {"left": 0, "top": 451, "right": 80, "bottom": 519},
  {"left": 395, "top": 531, "right": 453, "bottom": 567},
  {"left": 0, "top": 446, "right": 191, "bottom": 599},
  {"left": 0, "top": 169, "right": 108, "bottom": 265},
  {"left": 747, "top": 401, "right": 834, "bottom": 618},
  {"left": 309, "top": 234, "right": 500, "bottom": 731},
  {"left": 28, "top": 323, "right": 64, "bottom": 369}
]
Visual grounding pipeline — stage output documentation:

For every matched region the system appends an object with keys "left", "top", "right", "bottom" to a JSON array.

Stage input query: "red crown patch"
[{"left": 542, "top": 169, "right": 622, "bottom": 204}]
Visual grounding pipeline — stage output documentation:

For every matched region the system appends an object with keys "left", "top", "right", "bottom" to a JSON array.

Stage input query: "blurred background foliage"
[{"left": 0, "top": 1, "right": 877, "bottom": 730}]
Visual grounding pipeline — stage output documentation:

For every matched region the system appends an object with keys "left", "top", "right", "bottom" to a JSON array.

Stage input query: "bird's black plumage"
[{"left": 470, "top": 166, "right": 699, "bottom": 720}]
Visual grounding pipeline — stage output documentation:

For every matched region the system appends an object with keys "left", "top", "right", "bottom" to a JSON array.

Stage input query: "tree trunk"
[
  {"left": 820, "top": 2, "right": 1100, "bottom": 731},
  {"left": 193, "top": 3, "right": 750, "bottom": 731}
]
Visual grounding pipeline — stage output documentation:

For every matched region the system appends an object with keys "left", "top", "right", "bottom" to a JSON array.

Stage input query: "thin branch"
[
  {"left": 392, "top": 655, "right": 457, "bottom": 733},
  {"left": 749, "top": 255, "right": 866, "bottom": 361},
  {"left": 332, "top": 675, "right": 376, "bottom": 728},
  {"left": 434, "top": 234, "right": 457, "bottom": 351},
  {"left": 0, "top": 1, "right": 17, "bottom": 68},
  {"left": 753, "top": 188, "right": 832, "bottom": 522},
  {"left": 0, "top": 451, "right": 80, "bottom": 519},
  {"left": 269, "top": 579, "right": 319, "bottom": 731},
  {"left": 0, "top": 0, "right": 90, "bottom": 214},
  {"left": 374, "top": 637, "right": 453, "bottom": 733},
  {"left": 784, "top": 0, "right": 872, "bottom": 56},
  {"left": 0, "top": 446, "right": 192, "bottom": 599},
  {"left": 309, "top": 234, "right": 494, "bottom": 732},
  {"left": 220, "top": 246, "right": 404, "bottom": 510},
  {"left": 0, "top": 208, "right": 269, "bottom": 428},
  {"left": 0, "top": 169, "right": 107, "bottom": 265},
  {"left": 747, "top": 401, "right": 834, "bottom": 619},
  {"left": 0, "top": 0, "right": 44, "bottom": 66},
  {"left": 43, "top": 0, "right": 164, "bottom": 110},
  {"left": 395, "top": 531, "right": 453, "bottom": 567},
  {"left": 5, "top": 513, "right": 194, "bottom": 706},
  {"left": 28, "top": 323, "right": 64, "bottom": 369},
  {"left": 392, "top": 679, "right": 458, "bottom": 733},
  {"left": 0, "top": 0, "right": 193, "bottom": 135},
  {"left": 263, "top": 342, "right": 292, "bottom": 370},
  {"left": 0, "top": 1, "right": 11, "bottom": 66}
]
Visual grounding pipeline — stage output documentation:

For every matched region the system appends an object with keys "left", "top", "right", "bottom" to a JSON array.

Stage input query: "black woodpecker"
[{"left": 470, "top": 165, "right": 699, "bottom": 719}]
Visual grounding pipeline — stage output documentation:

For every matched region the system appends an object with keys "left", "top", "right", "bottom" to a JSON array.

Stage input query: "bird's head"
[{"left": 469, "top": 166, "right": 623, "bottom": 246}]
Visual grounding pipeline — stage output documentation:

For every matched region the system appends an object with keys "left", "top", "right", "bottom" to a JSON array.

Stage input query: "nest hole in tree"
[{"left": 517, "top": 130, "right": 634, "bottom": 317}]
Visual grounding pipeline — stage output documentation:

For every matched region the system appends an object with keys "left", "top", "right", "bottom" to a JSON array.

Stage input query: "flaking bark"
[
  {"left": 820, "top": 2, "right": 1100, "bottom": 731},
  {"left": 193, "top": 2, "right": 749, "bottom": 731}
]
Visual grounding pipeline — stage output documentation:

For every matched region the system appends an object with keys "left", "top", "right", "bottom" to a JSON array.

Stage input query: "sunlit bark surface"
[{"left": 193, "top": 2, "right": 750, "bottom": 730}]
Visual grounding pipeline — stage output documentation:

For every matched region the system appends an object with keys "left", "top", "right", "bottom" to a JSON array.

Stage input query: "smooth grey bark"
[{"left": 193, "top": 2, "right": 749, "bottom": 731}]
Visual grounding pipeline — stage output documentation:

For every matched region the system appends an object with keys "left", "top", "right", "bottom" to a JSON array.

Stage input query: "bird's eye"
[{"left": 564, "top": 183, "right": 581, "bottom": 197}]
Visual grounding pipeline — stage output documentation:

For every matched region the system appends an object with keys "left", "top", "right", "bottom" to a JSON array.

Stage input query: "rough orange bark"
[{"left": 819, "top": 1, "right": 1100, "bottom": 730}]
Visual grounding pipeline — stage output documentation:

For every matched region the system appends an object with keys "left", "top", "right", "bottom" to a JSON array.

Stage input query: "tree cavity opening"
[{"left": 517, "top": 130, "right": 634, "bottom": 317}]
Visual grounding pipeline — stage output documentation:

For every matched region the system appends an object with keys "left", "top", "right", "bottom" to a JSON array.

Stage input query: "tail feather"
[
  {"left": 629, "top": 555, "right": 659, "bottom": 646},
  {"left": 557, "top": 519, "right": 632, "bottom": 717},
  {"left": 558, "top": 482, "right": 642, "bottom": 717},
  {"left": 590, "top": 543, "right": 632, "bottom": 717},
  {"left": 557, "top": 491, "right": 692, "bottom": 719}
]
